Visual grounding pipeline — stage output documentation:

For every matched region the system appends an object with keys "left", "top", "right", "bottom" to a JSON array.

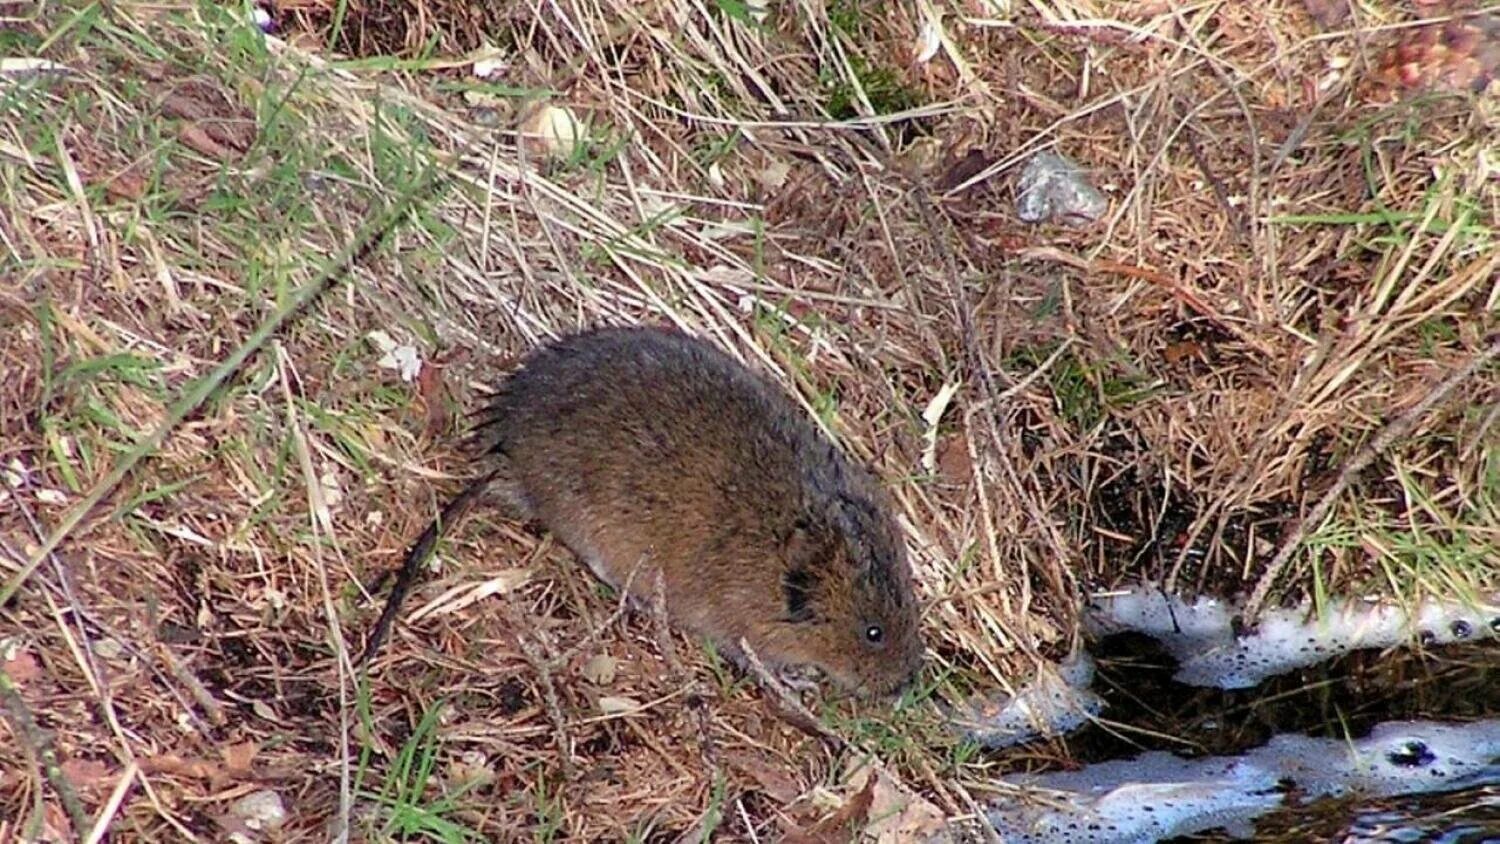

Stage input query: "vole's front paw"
[{"left": 777, "top": 664, "right": 824, "bottom": 694}]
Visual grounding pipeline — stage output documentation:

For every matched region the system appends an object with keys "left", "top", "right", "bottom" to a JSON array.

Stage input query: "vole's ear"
[
  {"left": 780, "top": 519, "right": 830, "bottom": 624},
  {"left": 781, "top": 517, "right": 834, "bottom": 570},
  {"left": 781, "top": 567, "right": 819, "bottom": 624}
]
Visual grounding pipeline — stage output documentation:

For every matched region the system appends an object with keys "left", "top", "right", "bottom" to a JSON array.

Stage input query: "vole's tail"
[{"left": 358, "top": 470, "right": 500, "bottom": 671}]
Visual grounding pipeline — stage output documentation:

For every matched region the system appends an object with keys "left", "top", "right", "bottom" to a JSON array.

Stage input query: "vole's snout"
[
  {"left": 894, "top": 654, "right": 924, "bottom": 697},
  {"left": 860, "top": 666, "right": 921, "bottom": 700},
  {"left": 850, "top": 643, "right": 924, "bottom": 699}
]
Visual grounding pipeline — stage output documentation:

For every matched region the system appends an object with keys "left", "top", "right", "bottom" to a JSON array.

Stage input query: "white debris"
[
  {"left": 518, "top": 103, "right": 585, "bottom": 161},
  {"left": 915, "top": 16, "right": 944, "bottom": 64},
  {"left": 472, "top": 55, "right": 506, "bottom": 79},
  {"left": 367, "top": 330, "right": 423, "bottom": 382},
  {"left": 582, "top": 653, "right": 618, "bottom": 685},
  {"left": 946, "top": 651, "right": 1105, "bottom": 749},
  {"left": 598, "top": 695, "right": 642, "bottom": 716},
  {"left": 35, "top": 488, "right": 67, "bottom": 505},
  {"left": 249, "top": 5, "right": 273, "bottom": 33},
  {"left": 1016, "top": 150, "right": 1108, "bottom": 227},
  {"left": 0, "top": 58, "right": 71, "bottom": 77},
  {"left": 230, "top": 789, "right": 288, "bottom": 832},
  {"left": 919, "top": 380, "right": 961, "bottom": 475},
  {"left": 1085, "top": 585, "right": 1500, "bottom": 689}
]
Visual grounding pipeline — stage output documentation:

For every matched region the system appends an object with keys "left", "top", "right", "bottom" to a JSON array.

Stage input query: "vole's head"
[{"left": 764, "top": 468, "right": 924, "bottom": 698}]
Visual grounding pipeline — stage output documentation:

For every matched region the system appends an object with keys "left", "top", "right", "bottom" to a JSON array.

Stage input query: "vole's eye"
[{"left": 864, "top": 624, "right": 884, "bottom": 644}]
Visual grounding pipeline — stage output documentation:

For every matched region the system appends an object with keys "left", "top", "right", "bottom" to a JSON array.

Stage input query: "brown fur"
[{"left": 362, "top": 325, "right": 924, "bottom": 697}]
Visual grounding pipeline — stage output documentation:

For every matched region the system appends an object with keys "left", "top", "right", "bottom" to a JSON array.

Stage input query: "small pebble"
[
  {"left": 598, "top": 695, "right": 640, "bottom": 715},
  {"left": 1015, "top": 150, "right": 1108, "bottom": 227},
  {"left": 35, "top": 488, "right": 67, "bottom": 505},
  {"left": 249, "top": 5, "right": 274, "bottom": 33},
  {"left": 581, "top": 653, "right": 617, "bottom": 685},
  {"left": 231, "top": 789, "right": 287, "bottom": 831},
  {"left": 472, "top": 56, "right": 506, "bottom": 79}
]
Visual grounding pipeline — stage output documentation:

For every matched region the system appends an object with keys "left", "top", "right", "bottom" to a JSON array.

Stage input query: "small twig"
[
  {"left": 0, "top": 540, "right": 194, "bottom": 839},
  {"left": 736, "top": 637, "right": 845, "bottom": 749},
  {"left": 0, "top": 665, "right": 92, "bottom": 840},
  {"left": 907, "top": 181, "right": 1086, "bottom": 622},
  {"left": 688, "top": 687, "right": 719, "bottom": 776},
  {"left": 1168, "top": 5, "right": 1261, "bottom": 247},
  {"left": 548, "top": 554, "right": 648, "bottom": 670},
  {"left": 1177, "top": 104, "right": 1246, "bottom": 241},
  {"left": 509, "top": 609, "right": 576, "bottom": 776},
  {"left": 1268, "top": 88, "right": 1334, "bottom": 175},
  {"left": 649, "top": 568, "right": 683, "bottom": 676},
  {"left": 1240, "top": 332, "right": 1500, "bottom": 623},
  {"left": 275, "top": 346, "right": 354, "bottom": 844},
  {"left": 647, "top": 569, "right": 720, "bottom": 775},
  {"left": 1088, "top": 258, "right": 1275, "bottom": 357},
  {"left": 151, "top": 645, "right": 226, "bottom": 728},
  {"left": 497, "top": 560, "right": 656, "bottom": 783},
  {"left": 83, "top": 761, "right": 138, "bottom": 844}
]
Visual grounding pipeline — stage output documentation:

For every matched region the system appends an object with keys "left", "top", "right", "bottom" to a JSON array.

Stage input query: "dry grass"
[{"left": 1, "top": 0, "right": 1496, "bottom": 840}]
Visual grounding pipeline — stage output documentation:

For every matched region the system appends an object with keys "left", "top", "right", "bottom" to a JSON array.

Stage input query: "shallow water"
[
  {"left": 1253, "top": 788, "right": 1500, "bottom": 843},
  {"left": 1055, "top": 634, "right": 1500, "bottom": 842},
  {"left": 1081, "top": 634, "right": 1500, "bottom": 759}
]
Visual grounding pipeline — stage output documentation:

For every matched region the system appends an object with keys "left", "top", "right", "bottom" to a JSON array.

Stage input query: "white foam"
[
  {"left": 947, "top": 652, "right": 1106, "bottom": 749},
  {"left": 1084, "top": 585, "right": 1500, "bottom": 689},
  {"left": 975, "top": 719, "right": 1500, "bottom": 844}
]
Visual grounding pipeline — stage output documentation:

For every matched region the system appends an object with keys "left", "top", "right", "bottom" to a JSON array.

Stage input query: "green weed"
[{"left": 356, "top": 698, "right": 486, "bottom": 842}]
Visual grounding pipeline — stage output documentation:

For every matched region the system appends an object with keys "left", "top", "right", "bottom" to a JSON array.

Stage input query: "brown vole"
[{"left": 360, "top": 325, "right": 924, "bottom": 697}]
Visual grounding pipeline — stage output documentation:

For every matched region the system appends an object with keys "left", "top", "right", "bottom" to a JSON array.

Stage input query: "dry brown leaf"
[
  {"left": 221, "top": 740, "right": 259, "bottom": 776},
  {"left": 783, "top": 773, "right": 875, "bottom": 844},
  {"left": 1300, "top": 0, "right": 1349, "bottom": 29},
  {"left": 104, "top": 169, "right": 147, "bottom": 201},
  {"left": 140, "top": 745, "right": 258, "bottom": 791},
  {"left": 779, "top": 826, "right": 851, "bottom": 844},
  {"left": 858, "top": 765, "right": 947, "bottom": 843},
  {"left": 1163, "top": 340, "right": 1206, "bottom": 366},
  {"left": 178, "top": 123, "right": 233, "bottom": 160},
  {"left": 936, "top": 436, "right": 973, "bottom": 487},
  {"left": 140, "top": 753, "right": 218, "bottom": 781},
  {"left": 42, "top": 801, "right": 73, "bottom": 840},
  {"left": 725, "top": 749, "right": 802, "bottom": 805},
  {"left": 202, "top": 120, "right": 256, "bottom": 153},
  {"left": 160, "top": 89, "right": 213, "bottom": 121},
  {"left": 60, "top": 758, "right": 114, "bottom": 792},
  {"left": 417, "top": 357, "right": 451, "bottom": 437},
  {"left": 937, "top": 148, "right": 991, "bottom": 192}
]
